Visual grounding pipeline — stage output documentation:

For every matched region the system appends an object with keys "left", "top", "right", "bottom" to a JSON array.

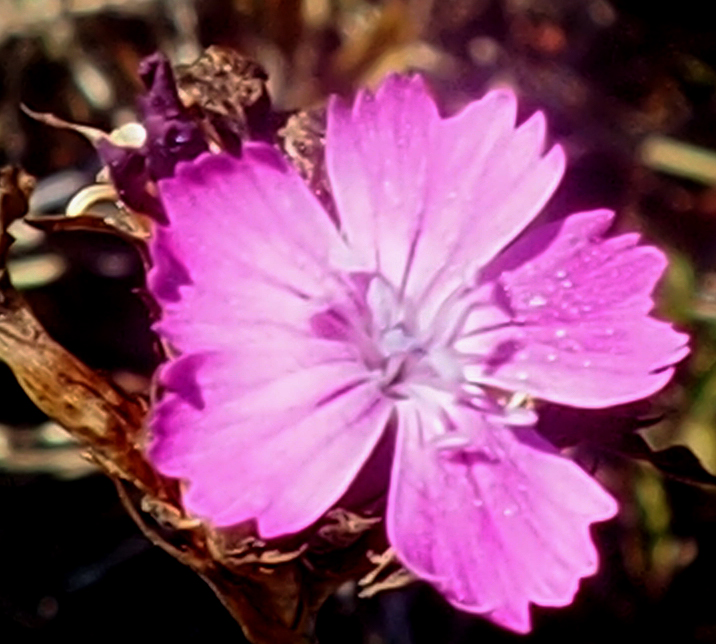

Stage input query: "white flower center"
[
  {"left": 310, "top": 272, "right": 536, "bottom": 445},
  {"left": 363, "top": 274, "right": 466, "bottom": 397}
]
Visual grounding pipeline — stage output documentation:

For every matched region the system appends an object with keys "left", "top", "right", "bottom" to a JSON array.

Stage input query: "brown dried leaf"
[
  {"left": 279, "top": 109, "right": 339, "bottom": 221},
  {"left": 140, "top": 495, "right": 204, "bottom": 530},
  {"left": 0, "top": 285, "right": 166, "bottom": 493},
  {"left": 25, "top": 210, "right": 152, "bottom": 245},
  {"left": 314, "top": 508, "right": 381, "bottom": 550},
  {"left": 19, "top": 105, "right": 108, "bottom": 145},
  {"left": 176, "top": 46, "right": 273, "bottom": 150},
  {"left": 357, "top": 547, "right": 414, "bottom": 598},
  {"left": 0, "top": 165, "right": 175, "bottom": 503},
  {"left": 358, "top": 568, "right": 415, "bottom": 599}
]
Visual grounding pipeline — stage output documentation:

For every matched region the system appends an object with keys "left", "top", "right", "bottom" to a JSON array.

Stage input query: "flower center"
[
  {"left": 310, "top": 272, "right": 537, "bottom": 447},
  {"left": 312, "top": 273, "right": 465, "bottom": 397}
]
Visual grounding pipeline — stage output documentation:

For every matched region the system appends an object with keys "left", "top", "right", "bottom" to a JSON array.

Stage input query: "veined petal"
[
  {"left": 147, "top": 147, "right": 390, "bottom": 535},
  {"left": 151, "top": 147, "right": 349, "bottom": 311},
  {"left": 387, "top": 401, "right": 617, "bottom": 633},
  {"left": 152, "top": 359, "right": 391, "bottom": 536},
  {"left": 326, "top": 76, "right": 565, "bottom": 324},
  {"left": 149, "top": 146, "right": 358, "bottom": 387},
  {"left": 326, "top": 75, "right": 436, "bottom": 284},
  {"left": 461, "top": 210, "right": 689, "bottom": 407}
]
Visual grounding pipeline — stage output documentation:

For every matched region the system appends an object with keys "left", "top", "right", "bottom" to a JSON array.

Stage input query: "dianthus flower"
[{"left": 146, "top": 75, "right": 688, "bottom": 632}]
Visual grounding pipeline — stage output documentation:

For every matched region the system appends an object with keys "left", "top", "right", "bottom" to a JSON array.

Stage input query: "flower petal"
[
  {"left": 148, "top": 148, "right": 391, "bottom": 535},
  {"left": 152, "top": 359, "right": 391, "bottom": 536},
  {"left": 460, "top": 210, "right": 689, "bottom": 407},
  {"left": 326, "top": 76, "right": 565, "bottom": 322},
  {"left": 388, "top": 400, "right": 617, "bottom": 633}
]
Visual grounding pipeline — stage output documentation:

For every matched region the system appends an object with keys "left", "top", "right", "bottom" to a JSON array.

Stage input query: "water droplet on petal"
[
  {"left": 473, "top": 498, "right": 484, "bottom": 508},
  {"left": 503, "top": 506, "right": 518, "bottom": 517},
  {"left": 555, "top": 270, "right": 567, "bottom": 279},
  {"left": 555, "top": 328, "right": 567, "bottom": 338},
  {"left": 583, "top": 359, "right": 592, "bottom": 367},
  {"left": 547, "top": 353, "right": 557, "bottom": 362},
  {"left": 528, "top": 294, "right": 547, "bottom": 307},
  {"left": 561, "top": 279, "right": 573, "bottom": 288}
]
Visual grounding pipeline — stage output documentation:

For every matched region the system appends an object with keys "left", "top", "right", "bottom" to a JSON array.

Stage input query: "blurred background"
[{"left": 2, "top": 0, "right": 716, "bottom": 641}]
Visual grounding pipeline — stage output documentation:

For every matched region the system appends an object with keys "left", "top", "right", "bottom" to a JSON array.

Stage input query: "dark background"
[{"left": 3, "top": 0, "right": 716, "bottom": 641}]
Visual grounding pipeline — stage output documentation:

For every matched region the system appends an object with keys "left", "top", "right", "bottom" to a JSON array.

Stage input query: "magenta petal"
[
  {"left": 152, "top": 360, "right": 391, "bottom": 536},
  {"left": 150, "top": 147, "right": 349, "bottom": 313},
  {"left": 326, "top": 75, "right": 438, "bottom": 284},
  {"left": 147, "top": 147, "right": 392, "bottom": 534},
  {"left": 326, "top": 77, "right": 565, "bottom": 319},
  {"left": 148, "top": 147, "right": 355, "bottom": 364},
  {"left": 461, "top": 210, "right": 689, "bottom": 407},
  {"left": 387, "top": 401, "right": 617, "bottom": 633}
]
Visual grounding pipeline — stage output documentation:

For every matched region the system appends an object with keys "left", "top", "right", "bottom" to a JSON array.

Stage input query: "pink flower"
[{"left": 147, "top": 75, "right": 688, "bottom": 632}]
